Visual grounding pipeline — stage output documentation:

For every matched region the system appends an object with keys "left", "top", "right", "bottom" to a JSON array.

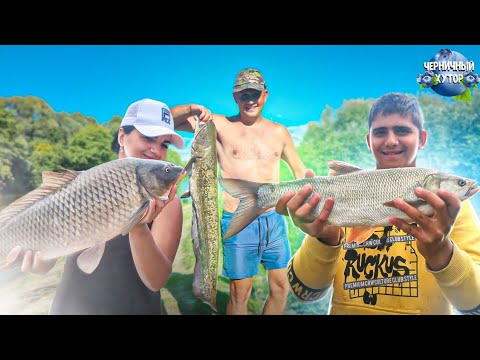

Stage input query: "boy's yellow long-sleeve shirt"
[{"left": 287, "top": 199, "right": 480, "bottom": 314}]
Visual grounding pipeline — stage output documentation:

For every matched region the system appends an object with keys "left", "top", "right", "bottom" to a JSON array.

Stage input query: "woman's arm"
[{"left": 129, "top": 188, "right": 182, "bottom": 291}]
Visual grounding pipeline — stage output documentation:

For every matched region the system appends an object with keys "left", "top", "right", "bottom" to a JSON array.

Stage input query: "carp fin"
[
  {"left": 77, "top": 243, "right": 106, "bottom": 274},
  {"left": 42, "top": 169, "right": 81, "bottom": 188},
  {"left": 327, "top": 160, "right": 363, "bottom": 176},
  {"left": 346, "top": 227, "right": 379, "bottom": 244},
  {"left": 180, "top": 190, "right": 191, "bottom": 199},
  {"left": 219, "top": 178, "right": 269, "bottom": 240},
  {"left": 121, "top": 200, "right": 150, "bottom": 236},
  {"left": 0, "top": 169, "right": 81, "bottom": 227}
]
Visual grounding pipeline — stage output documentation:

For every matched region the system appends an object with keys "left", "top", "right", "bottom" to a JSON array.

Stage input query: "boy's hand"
[
  {"left": 276, "top": 169, "right": 343, "bottom": 246},
  {"left": 389, "top": 187, "right": 461, "bottom": 271}
]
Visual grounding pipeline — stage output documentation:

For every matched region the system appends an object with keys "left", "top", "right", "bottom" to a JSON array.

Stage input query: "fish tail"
[{"left": 219, "top": 178, "right": 269, "bottom": 240}]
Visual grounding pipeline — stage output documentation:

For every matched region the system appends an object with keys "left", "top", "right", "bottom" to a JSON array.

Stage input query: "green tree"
[
  {"left": 0, "top": 96, "right": 55, "bottom": 141},
  {"left": 298, "top": 99, "right": 375, "bottom": 177},
  {"left": 0, "top": 108, "right": 33, "bottom": 200},
  {"left": 103, "top": 115, "right": 123, "bottom": 138},
  {"left": 63, "top": 125, "right": 116, "bottom": 170},
  {"left": 30, "top": 142, "right": 65, "bottom": 186}
]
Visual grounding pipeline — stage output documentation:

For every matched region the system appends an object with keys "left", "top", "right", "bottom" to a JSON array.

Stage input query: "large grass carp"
[
  {"left": 183, "top": 119, "right": 219, "bottom": 311},
  {"left": 220, "top": 160, "right": 479, "bottom": 242},
  {"left": 0, "top": 158, "right": 184, "bottom": 273}
]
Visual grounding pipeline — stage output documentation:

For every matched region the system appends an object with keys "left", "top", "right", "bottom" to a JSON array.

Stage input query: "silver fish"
[
  {"left": 0, "top": 158, "right": 184, "bottom": 273},
  {"left": 182, "top": 119, "right": 219, "bottom": 311},
  {"left": 219, "top": 160, "right": 479, "bottom": 240}
]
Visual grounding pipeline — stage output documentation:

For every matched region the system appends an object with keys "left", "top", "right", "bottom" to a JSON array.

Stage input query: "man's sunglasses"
[{"left": 237, "top": 91, "right": 262, "bottom": 102}]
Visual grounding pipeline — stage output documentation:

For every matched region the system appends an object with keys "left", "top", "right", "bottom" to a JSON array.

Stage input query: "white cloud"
[{"left": 287, "top": 123, "right": 310, "bottom": 146}]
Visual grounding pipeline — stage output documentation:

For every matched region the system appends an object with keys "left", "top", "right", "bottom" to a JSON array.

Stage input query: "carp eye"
[
  {"left": 165, "top": 166, "right": 171, "bottom": 173},
  {"left": 458, "top": 179, "right": 466, "bottom": 187}
]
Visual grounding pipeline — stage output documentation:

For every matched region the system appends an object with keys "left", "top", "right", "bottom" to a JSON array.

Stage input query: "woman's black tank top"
[{"left": 49, "top": 230, "right": 162, "bottom": 315}]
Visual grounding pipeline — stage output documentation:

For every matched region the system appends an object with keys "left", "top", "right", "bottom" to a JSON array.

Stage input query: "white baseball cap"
[{"left": 120, "top": 98, "right": 185, "bottom": 149}]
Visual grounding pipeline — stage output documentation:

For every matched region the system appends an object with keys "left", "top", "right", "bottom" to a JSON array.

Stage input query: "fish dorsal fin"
[
  {"left": 41, "top": 169, "right": 81, "bottom": 188},
  {"left": 0, "top": 169, "right": 81, "bottom": 227},
  {"left": 327, "top": 160, "right": 363, "bottom": 176},
  {"left": 77, "top": 242, "right": 106, "bottom": 274}
]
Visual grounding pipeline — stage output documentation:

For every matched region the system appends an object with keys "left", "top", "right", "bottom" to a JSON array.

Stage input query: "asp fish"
[{"left": 220, "top": 160, "right": 479, "bottom": 242}]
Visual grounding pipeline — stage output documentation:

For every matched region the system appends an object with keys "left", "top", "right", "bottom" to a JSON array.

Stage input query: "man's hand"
[
  {"left": 275, "top": 169, "right": 343, "bottom": 246},
  {"left": 389, "top": 187, "right": 461, "bottom": 271},
  {"left": 190, "top": 104, "right": 213, "bottom": 123}
]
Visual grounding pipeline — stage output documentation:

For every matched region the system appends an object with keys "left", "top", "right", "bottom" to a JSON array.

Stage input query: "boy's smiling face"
[{"left": 366, "top": 114, "right": 428, "bottom": 169}]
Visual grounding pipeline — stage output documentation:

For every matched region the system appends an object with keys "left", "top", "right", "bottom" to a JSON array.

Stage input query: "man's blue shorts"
[{"left": 221, "top": 210, "right": 291, "bottom": 279}]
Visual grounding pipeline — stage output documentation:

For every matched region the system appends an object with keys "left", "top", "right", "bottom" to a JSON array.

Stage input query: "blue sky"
[
  {"left": 1, "top": 45, "right": 480, "bottom": 211},
  {"left": 2, "top": 45, "right": 480, "bottom": 122},
  {"left": 1, "top": 45, "right": 480, "bottom": 139}
]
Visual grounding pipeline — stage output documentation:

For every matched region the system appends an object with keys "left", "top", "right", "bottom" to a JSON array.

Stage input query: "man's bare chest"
[{"left": 218, "top": 132, "right": 282, "bottom": 161}]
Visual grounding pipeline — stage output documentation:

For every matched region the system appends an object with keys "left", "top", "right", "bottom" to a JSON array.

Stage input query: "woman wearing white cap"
[{"left": 6, "top": 99, "right": 213, "bottom": 315}]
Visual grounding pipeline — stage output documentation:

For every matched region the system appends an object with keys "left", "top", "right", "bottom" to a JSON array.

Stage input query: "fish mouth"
[
  {"left": 175, "top": 171, "right": 187, "bottom": 185},
  {"left": 466, "top": 182, "right": 480, "bottom": 197}
]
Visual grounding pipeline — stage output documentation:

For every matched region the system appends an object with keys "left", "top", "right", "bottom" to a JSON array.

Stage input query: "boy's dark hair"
[
  {"left": 111, "top": 125, "right": 135, "bottom": 153},
  {"left": 368, "top": 93, "right": 424, "bottom": 133}
]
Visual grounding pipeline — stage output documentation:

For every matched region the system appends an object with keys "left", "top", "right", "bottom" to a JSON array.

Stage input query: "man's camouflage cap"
[{"left": 233, "top": 68, "right": 266, "bottom": 92}]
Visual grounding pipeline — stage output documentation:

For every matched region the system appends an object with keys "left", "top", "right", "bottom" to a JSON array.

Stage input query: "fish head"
[
  {"left": 136, "top": 159, "right": 185, "bottom": 198},
  {"left": 423, "top": 172, "right": 479, "bottom": 201},
  {"left": 192, "top": 121, "right": 216, "bottom": 157}
]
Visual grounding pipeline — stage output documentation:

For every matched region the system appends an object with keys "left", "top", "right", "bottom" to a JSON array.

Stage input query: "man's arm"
[
  {"left": 280, "top": 125, "right": 306, "bottom": 180},
  {"left": 171, "top": 104, "right": 213, "bottom": 133}
]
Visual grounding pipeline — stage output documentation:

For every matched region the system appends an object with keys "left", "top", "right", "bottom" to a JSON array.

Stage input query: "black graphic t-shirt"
[{"left": 340, "top": 226, "right": 419, "bottom": 307}]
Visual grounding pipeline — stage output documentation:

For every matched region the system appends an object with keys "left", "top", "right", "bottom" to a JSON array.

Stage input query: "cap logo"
[{"left": 162, "top": 108, "right": 171, "bottom": 125}]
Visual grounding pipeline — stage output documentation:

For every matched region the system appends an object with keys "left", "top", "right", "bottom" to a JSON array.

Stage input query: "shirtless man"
[{"left": 173, "top": 68, "right": 306, "bottom": 314}]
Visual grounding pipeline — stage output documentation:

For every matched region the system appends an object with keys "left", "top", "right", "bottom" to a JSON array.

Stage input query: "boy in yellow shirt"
[{"left": 277, "top": 92, "right": 480, "bottom": 314}]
